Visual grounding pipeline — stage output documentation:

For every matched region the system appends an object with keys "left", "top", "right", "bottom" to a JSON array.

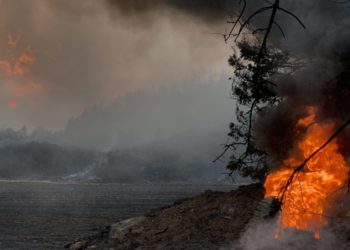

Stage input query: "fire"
[
  {"left": 296, "top": 106, "right": 316, "bottom": 127},
  {"left": 264, "top": 107, "right": 349, "bottom": 238},
  {"left": 0, "top": 32, "right": 35, "bottom": 77},
  {"left": 0, "top": 50, "right": 35, "bottom": 77},
  {"left": 0, "top": 33, "right": 45, "bottom": 107}
]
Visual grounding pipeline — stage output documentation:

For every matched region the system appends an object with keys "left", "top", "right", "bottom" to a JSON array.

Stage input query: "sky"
[{"left": 0, "top": 0, "right": 232, "bottom": 130}]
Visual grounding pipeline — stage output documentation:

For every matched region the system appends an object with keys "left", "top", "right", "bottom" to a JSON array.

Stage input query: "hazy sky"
[{"left": 0, "top": 0, "right": 232, "bottom": 130}]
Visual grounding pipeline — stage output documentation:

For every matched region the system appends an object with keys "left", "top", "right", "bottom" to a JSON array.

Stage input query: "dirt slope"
[{"left": 66, "top": 183, "right": 264, "bottom": 250}]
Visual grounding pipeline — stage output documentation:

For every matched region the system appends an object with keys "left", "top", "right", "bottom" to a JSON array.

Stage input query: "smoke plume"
[
  {"left": 245, "top": 0, "right": 350, "bottom": 167},
  {"left": 226, "top": 0, "right": 350, "bottom": 247},
  {"left": 0, "top": 0, "right": 231, "bottom": 129}
]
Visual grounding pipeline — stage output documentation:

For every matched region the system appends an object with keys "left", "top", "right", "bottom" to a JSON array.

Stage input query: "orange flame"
[
  {"left": 0, "top": 50, "right": 35, "bottom": 77},
  {"left": 0, "top": 33, "right": 45, "bottom": 107},
  {"left": 296, "top": 106, "right": 316, "bottom": 128},
  {"left": 264, "top": 106, "right": 349, "bottom": 238}
]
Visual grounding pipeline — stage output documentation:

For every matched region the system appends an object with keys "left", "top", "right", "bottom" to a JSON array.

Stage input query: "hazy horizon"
[{"left": 0, "top": 0, "right": 232, "bottom": 131}]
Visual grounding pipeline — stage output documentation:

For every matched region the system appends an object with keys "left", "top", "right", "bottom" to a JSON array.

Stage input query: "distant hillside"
[
  {"left": 0, "top": 141, "right": 100, "bottom": 180},
  {"left": 0, "top": 133, "right": 229, "bottom": 183},
  {"left": 58, "top": 81, "right": 233, "bottom": 150},
  {"left": 0, "top": 81, "right": 234, "bottom": 183}
]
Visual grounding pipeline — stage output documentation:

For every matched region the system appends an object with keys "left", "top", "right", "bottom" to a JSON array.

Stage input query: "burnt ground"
[{"left": 66, "top": 183, "right": 265, "bottom": 250}]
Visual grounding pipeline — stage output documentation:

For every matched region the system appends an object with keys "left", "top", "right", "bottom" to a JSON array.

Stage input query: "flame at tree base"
[{"left": 264, "top": 107, "right": 349, "bottom": 239}]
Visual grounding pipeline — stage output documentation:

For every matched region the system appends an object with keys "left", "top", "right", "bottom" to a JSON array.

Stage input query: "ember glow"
[{"left": 264, "top": 107, "right": 349, "bottom": 238}]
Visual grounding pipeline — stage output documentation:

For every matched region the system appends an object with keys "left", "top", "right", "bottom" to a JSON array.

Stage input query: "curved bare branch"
[
  {"left": 273, "top": 21, "right": 286, "bottom": 38},
  {"left": 277, "top": 7, "right": 306, "bottom": 29},
  {"left": 234, "top": 6, "right": 274, "bottom": 42}
]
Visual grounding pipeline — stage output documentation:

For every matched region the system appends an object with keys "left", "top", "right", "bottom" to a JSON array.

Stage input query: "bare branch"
[
  {"left": 234, "top": 6, "right": 274, "bottom": 42},
  {"left": 277, "top": 7, "right": 306, "bottom": 29},
  {"left": 213, "top": 144, "right": 233, "bottom": 163},
  {"left": 253, "top": 0, "right": 281, "bottom": 82},
  {"left": 246, "top": 99, "right": 258, "bottom": 154},
  {"left": 273, "top": 21, "right": 286, "bottom": 38},
  {"left": 224, "top": 0, "right": 246, "bottom": 42}
]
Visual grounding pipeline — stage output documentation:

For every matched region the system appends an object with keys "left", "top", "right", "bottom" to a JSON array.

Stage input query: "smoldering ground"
[
  {"left": 225, "top": 193, "right": 350, "bottom": 250},
  {"left": 232, "top": 219, "right": 344, "bottom": 250}
]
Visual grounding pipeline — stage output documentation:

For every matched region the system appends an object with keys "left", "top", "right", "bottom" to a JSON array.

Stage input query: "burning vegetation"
[
  {"left": 218, "top": 0, "right": 350, "bottom": 241},
  {"left": 265, "top": 106, "right": 349, "bottom": 238}
]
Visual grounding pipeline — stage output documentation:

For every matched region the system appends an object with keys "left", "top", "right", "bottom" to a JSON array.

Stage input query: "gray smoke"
[
  {"left": 106, "top": 0, "right": 233, "bottom": 22},
  {"left": 0, "top": 0, "right": 240, "bottom": 183},
  {"left": 235, "top": 219, "right": 341, "bottom": 250},
  {"left": 234, "top": 193, "right": 350, "bottom": 250},
  {"left": 0, "top": 0, "right": 231, "bottom": 129},
  {"left": 0, "top": 79, "right": 234, "bottom": 183},
  {"left": 239, "top": 0, "right": 350, "bottom": 166},
  {"left": 57, "top": 79, "right": 232, "bottom": 150}
]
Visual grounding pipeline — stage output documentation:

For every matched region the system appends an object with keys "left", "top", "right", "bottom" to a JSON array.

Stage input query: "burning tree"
[{"left": 218, "top": 0, "right": 350, "bottom": 239}]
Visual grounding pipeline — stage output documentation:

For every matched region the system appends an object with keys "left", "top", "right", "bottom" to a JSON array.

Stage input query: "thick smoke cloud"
[
  {"left": 0, "top": 80, "right": 234, "bottom": 183},
  {"left": 241, "top": 0, "right": 350, "bottom": 167},
  {"left": 237, "top": 1, "right": 350, "bottom": 247},
  {"left": 107, "top": 0, "right": 233, "bottom": 22},
  {"left": 56, "top": 80, "right": 233, "bottom": 150},
  {"left": 0, "top": 0, "right": 238, "bottom": 183},
  {"left": 0, "top": 0, "right": 231, "bottom": 130}
]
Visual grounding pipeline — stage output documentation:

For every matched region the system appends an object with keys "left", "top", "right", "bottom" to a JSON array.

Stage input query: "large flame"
[{"left": 264, "top": 107, "right": 349, "bottom": 238}]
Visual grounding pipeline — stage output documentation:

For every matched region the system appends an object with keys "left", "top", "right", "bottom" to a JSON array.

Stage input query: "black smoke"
[
  {"left": 235, "top": 1, "right": 350, "bottom": 168},
  {"left": 237, "top": 1, "right": 350, "bottom": 247}
]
